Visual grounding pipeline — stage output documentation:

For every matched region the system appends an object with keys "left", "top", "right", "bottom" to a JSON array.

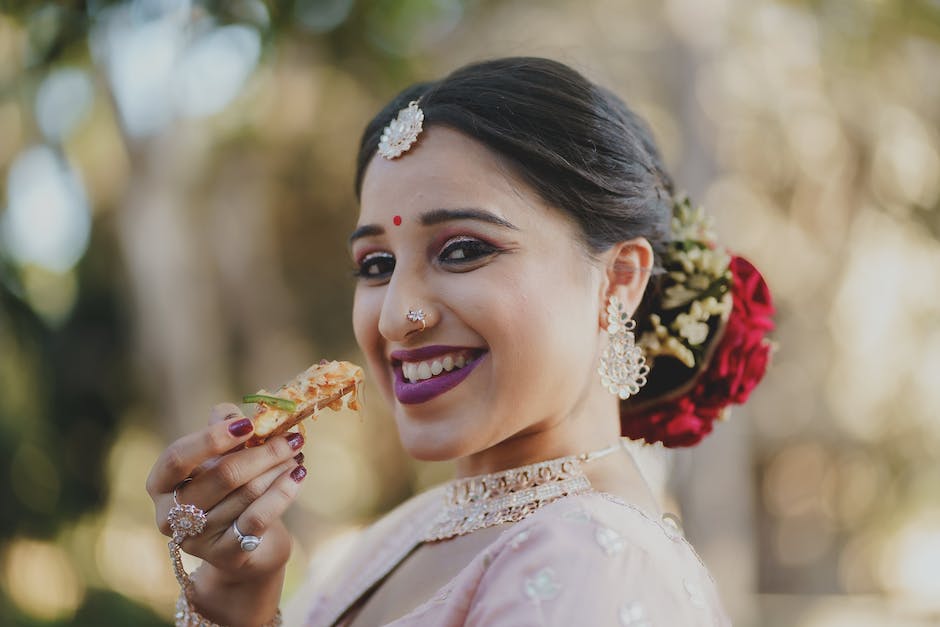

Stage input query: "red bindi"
[{"left": 393, "top": 215, "right": 402, "bottom": 226}]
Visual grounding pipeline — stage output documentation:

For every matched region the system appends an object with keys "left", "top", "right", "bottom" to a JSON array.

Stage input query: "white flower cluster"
[
  {"left": 674, "top": 295, "right": 732, "bottom": 345},
  {"left": 660, "top": 246, "right": 732, "bottom": 309},
  {"left": 670, "top": 199, "right": 716, "bottom": 243},
  {"left": 641, "top": 313, "right": 697, "bottom": 367},
  {"left": 638, "top": 196, "right": 733, "bottom": 370}
]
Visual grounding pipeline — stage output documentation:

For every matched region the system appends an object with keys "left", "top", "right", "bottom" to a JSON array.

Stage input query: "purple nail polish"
[
  {"left": 228, "top": 418, "right": 253, "bottom": 437},
  {"left": 293, "top": 452, "right": 305, "bottom": 465},
  {"left": 286, "top": 432, "right": 304, "bottom": 450},
  {"left": 291, "top": 465, "right": 307, "bottom": 483}
]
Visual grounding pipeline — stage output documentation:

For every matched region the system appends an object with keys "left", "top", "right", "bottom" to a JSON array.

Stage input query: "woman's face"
[{"left": 351, "top": 127, "right": 610, "bottom": 467}]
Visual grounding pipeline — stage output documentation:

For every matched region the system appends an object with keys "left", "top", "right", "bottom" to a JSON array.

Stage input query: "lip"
[{"left": 391, "top": 348, "right": 487, "bottom": 405}]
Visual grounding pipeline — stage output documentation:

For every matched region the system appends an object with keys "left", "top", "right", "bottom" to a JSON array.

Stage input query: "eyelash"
[
  {"left": 353, "top": 252, "right": 395, "bottom": 279},
  {"left": 353, "top": 237, "right": 501, "bottom": 281},
  {"left": 439, "top": 237, "right": 499, "bottom": 265}
]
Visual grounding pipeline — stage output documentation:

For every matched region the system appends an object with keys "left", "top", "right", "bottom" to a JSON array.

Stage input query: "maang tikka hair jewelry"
[
  {"left": 378, "top": 100, "right": 424, "bottom": 159},
  {"left": 599, "top": 295, "right": 649, "bottom": 400}
]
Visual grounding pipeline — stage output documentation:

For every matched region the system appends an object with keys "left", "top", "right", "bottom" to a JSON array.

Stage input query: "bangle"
[
  {"left": 175, "top": 590, "right": 282, "bottom": 627},
  {"left": 170, "top": 540, "right": 282, "bottom": 627}
]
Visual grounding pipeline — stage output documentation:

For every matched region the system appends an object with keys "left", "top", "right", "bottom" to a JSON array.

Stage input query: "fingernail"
[
  {"left": 286, "top": 432, "right": 304, "bottom": 450},
  {"left": 228, "top": 418, "right": 253, "bottom": 437},
  {"left": 293, "top": 452, "right": 304, "bottom": 465},
  {"left": 291, "top": 465, "right": 307, "bottom": 483}
]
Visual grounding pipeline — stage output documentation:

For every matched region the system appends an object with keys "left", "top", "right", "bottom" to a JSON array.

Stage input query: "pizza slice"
[{"left": 243, "top": 360, "right": 364, "bottom": 447}]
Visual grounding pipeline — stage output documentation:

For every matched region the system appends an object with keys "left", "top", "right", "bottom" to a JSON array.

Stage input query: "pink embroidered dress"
[{"left": 288, "top": 488, "right": 731, "bottom": 626}]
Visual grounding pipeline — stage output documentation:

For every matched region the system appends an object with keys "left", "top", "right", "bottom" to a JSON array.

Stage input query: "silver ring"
[
  {"left": 232, "top": 520, "right": 263, "bottom": 552},
  {"left": 167, "top": 478, "right": 208, "bottom": 544}
]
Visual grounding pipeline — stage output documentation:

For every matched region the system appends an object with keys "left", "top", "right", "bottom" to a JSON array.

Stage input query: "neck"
[{"left": 454, "top": 384, "right": 621, "bottom": 478}]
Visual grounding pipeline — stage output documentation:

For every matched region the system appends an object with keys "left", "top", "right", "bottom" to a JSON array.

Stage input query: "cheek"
[
  {"left": 499, "top": 260, "right": 600, "bottom": 374},
  {"left": 352, "top": 289, "right": 381, "bottom": 356}
]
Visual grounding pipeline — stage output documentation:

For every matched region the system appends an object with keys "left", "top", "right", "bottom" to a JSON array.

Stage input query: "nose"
[{"left": 377, "top": 267, "right": 436, "bottom": 342}]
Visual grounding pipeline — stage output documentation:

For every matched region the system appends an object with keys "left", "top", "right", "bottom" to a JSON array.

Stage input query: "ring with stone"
[
  {"left": 232, "top": 520, "right": 263, "bottom": 552},
  {"left": 167, "top": 478, "right": 208, "bottom": 544}
]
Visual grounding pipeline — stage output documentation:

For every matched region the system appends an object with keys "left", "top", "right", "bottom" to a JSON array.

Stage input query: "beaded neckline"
[{"left": 423, "top": 441, "right": 623, "bottom": 542}]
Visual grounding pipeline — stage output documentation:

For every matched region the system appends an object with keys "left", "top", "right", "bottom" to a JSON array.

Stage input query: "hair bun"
[{"left": 620, "top": 195, "right": 776, "bottom": 447}]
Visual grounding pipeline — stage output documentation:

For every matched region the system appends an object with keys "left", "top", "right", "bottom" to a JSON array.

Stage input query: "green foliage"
[{"left": 0, "top": 225, "right": 128, "bottom": 543}]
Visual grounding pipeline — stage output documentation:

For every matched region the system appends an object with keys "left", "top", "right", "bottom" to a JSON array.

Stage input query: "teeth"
[
  {"left": 402, "top": 351, "right": 474, "bottom": 383},
  {"left": 417, "top": 362, "right": 432, "bottom": 380}
]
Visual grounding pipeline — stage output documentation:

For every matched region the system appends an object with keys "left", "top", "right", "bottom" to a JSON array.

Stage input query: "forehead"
[{"left": 359, "top": 126, "right": 533, "bottom": 221}]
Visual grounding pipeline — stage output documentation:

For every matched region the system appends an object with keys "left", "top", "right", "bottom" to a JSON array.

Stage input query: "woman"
[{"left": 147, "top": 57, "right": 773, "bottom": 626}]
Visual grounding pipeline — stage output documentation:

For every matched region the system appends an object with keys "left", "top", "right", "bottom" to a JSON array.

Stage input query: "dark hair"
[
  {"left": 355, "top": 57, "right": 674, "bottom": 267},
  {"left": 355, "top": 57, "right": 682, "bottom": 403}
]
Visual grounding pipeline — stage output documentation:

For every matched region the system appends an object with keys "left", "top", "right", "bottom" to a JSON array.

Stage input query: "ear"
[{"left": 598, "top": 238, "right": 654, "bottom": 325}]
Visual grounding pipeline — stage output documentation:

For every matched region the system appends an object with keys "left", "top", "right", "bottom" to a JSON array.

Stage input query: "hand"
[{"left": 147, "top": 403, "right": 307, "bottom": 583}]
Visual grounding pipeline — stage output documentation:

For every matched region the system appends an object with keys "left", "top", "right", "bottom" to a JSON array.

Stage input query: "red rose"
[
  {"left": 729, "top": 256, "right": 774, "bottom": 331},
  {"left": 696, "top": 320, "right": 771, "bottom": 407},
  {"left": 698, "top": 255, "right": 775, "bottom": 406},
  {"left": 622, "top": 396, "right": 719, "bottom": 447}
]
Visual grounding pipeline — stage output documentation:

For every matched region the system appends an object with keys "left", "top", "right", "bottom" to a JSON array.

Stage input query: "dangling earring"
[{"left": 598, "top": 295, "right": 650, "bottom": 400}]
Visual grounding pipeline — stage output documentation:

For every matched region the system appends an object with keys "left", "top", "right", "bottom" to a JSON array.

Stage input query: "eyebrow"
[{"left": 349, "top": 207, "right": 519, "bottom": 245}]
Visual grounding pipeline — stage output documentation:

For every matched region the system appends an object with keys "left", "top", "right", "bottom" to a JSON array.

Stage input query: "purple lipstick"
[{"left": 391, "top": 345, "right": 487, "bottom": 405}]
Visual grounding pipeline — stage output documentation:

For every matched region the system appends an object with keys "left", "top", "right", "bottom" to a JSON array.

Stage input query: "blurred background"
[{"left": 0, "top": 0, "right": 938, "bottom": 625}]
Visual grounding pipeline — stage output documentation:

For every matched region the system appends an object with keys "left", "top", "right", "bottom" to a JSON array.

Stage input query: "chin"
[{"left": 394, "top": 414, "right": 477, "bottom": 462}]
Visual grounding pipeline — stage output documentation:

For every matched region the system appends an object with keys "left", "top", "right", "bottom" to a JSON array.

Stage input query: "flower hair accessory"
[
  {"left": 621, "top": 194, "right": 776, "bottom": 447},
  {"left": 378, "top": 100, "right": 424, "bottom": 159}
]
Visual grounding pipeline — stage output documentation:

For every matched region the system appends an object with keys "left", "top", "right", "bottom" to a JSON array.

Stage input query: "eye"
[
  {"left": 438, "top": 237, "right": 499, "bottom": 266},
  {"left": 354, "top": 251, "right": 395, "bottom": 281}
]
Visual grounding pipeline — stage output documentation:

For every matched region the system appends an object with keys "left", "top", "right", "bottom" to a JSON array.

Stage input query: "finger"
[
  {"left": 233, "top": 463, "right": 308, "bottom": 544},
  {"left": 192, "top": 453, "right": 303, "bottom": 544},
  {"left": 173, "top": 454, "right": 300, "bottom": 553},
  {"left": 146, "top": 416, "right": 259, "bottom": 497},
  {"left": 205, "top": 403, "right": 249, "bottom": 457},
  {"left": 209, "top": 402, "right": 243, "bottom": 426},
  {"left": 172, "top": 432, "right": 305, "bottom": 514},
  {"left": 189, "top": 403, "right": 252, "bottom": 478}
]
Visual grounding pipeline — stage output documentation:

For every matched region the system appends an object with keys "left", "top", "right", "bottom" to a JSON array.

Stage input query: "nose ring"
[{"left": 406, "top": 308, "right": 427, "bottom": 332}]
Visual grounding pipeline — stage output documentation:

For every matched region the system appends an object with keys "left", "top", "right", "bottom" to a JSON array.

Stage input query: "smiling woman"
[{"left": 147, "top": 57, "right": 772, "bottom": 626}]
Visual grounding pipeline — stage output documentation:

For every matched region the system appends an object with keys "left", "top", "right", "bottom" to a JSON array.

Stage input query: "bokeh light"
[
  {"left": 294, "top": 0, "right": 354, "bottom": 33},
  {"left": 35, "top": 67, "right": 95, "bottom": 143},
  {"left": 1, "top": 145, "right": 91, "bottom": 273},
  {"left": 174, "top": 24, "right": 261, "bottom": 117},
  {"left": 2, "top": 539, "right": 85, "bottom": 621},
  {"left": 879, "top": 509, "right": 940, "bottom": 612}
]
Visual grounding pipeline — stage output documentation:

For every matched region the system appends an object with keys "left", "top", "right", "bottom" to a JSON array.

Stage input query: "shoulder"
[
  {"left": 486, "top": 492, "right": 708, "bottom": 575},
  {"left": 463, "top": 493, "right": 730, "bottom": 627}
]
